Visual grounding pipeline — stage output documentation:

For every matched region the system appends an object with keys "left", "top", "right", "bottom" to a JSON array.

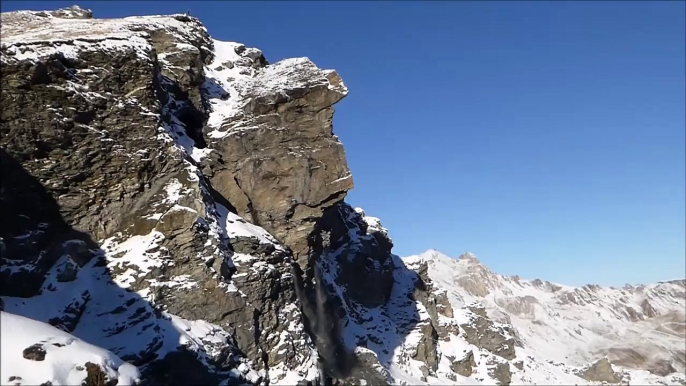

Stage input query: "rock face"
[
  {"left": 488, "top": 362, "right": 512, "bottom": 386},
  {"left": 202, "top": 51, "right": 353, "bottom": 264},
  {"left": 459, "top": 306, "right": 517, "bottom": 361},
  {"left": 578, "top": 358, "right": 622, "bottom": 384},
  {"left": 0, "top": 6, "right": 392, "bottom": 386},
  {"left": 450, "top": 351, "right": 475, "bottom": 376}
]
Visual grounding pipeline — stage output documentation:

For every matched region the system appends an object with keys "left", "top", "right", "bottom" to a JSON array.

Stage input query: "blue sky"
[{"left": 4, "top": 1, "right": 685, "bottom": 286}]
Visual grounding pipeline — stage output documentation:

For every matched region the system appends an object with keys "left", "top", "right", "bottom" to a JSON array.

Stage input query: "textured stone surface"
[
  {"left": 23, "top": 344, "right": 47, "bottom": 361},
  {"left": 0, "top": 6, "right": 396, "bottom": 385},
  {"left": 412, "top": 261, "right": 459, "bottom": 340},
  {"left": 292, "top": 203, "right": 398, "bottom": 383},
  {"left": 488, "top": 362, "right": 512, "bottom": 386},
  {"left": 578, "top": 358, "right": 623, "bottom": 383},
  {"left": 450, "top": 350, "right": 475, "bottom": 377},
  {"left": 0, "top": 7, "right": 316, "bottom": 384},
  {"left": 412, "top": 321, "right": 440, "bottom": 373},
  {"left": 460, "top": 306, "right": 517, "bottom": 361},
  {"left": 204, "top": 60, "right": 353, "bottom": 264}
]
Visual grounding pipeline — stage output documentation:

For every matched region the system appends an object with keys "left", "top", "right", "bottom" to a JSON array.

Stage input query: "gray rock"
[
  {"left": 412, "top": 322, "right": 439, "bottom": 373},
  {"left": 451, "top": 350, "right": 475, "bottom": 377},
  {"left": 460, "top": 308, "right": 517, "bottom": 360},
  {"left": 230, "top": 236, "right": 275, "bottom": 257},
  {"left": 351, "top": 350, "right": 391, "bottom": 385},
  {"left": 0, "top": 8, "right": 304, "bottom": 379},
  {"left": 83, "top": 362, "right": 118, "bottom": 386},
  {"left": 205, "top": 61, "right": 352, "bottom": 263},
  {"left": 488, "top": 362, "right": 512, "bottom": 385},
  {"left": 23, "top": 344, "right": 46, "bottom": 361},
  {"left": 413, "top": 262, "right": 453, "bottom": 320},
  {"left": 641, "top": 298, "right": 658, "bottom": 318},
  {"left": 647, "top": 358, "right": 677, "bottom": 377},
  {"left": 579, "top": 358, "right": 622, "bottom": 384},
  {"left": 0, "top": 7, "right": 409, "bottom": 386},
  {"left": 56, "top": 259, "right": 79, "bottom": 282}
]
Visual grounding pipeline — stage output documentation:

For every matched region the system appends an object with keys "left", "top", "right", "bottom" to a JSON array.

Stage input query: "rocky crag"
[
  {"left": 0, "top": 6, "right": 404, "bottom": 385},
  {"left": 1, "top": 6, "right": 684, "bottom": 386}
]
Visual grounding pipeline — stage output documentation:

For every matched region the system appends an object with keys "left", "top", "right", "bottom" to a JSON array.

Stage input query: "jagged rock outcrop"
[
  {"left": 412, "top": 260, "right": 458, "bottom": 340},
  {"left": 0, "top": 6, "right": 396, "bottom": 386},
  {"left": 1, "top": 6, "right": 217, "bottom": 299},
  {"left": 202, "top": 55, "right": 353, "bottom": 264},
  {"left": 295, "top": 203, "right": 397, "bottom": 382},
  {"left": 308, "top": 204, "right": 394, "bottom": 309},
  {"left": 412, "top": 321, "right": 440, "bottom": 375},
  {"left": 459, "top": 306, "right": 517, "bottom": 360},
  {"left": 0, "top": 6, "right": 331, "bottom": 384},
  {"left": 488, "top": 362, "right": 512, "bottom": 386},
  {"left": 450, "top": 350, "right": 475, "bottom": 377},
  {"left": 578, "top": 358, "right": 623, "bottom": 384}
]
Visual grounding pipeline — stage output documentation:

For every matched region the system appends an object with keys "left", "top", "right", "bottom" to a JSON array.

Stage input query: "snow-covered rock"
[
  {"left": 0, "top": 5, "right": 345, "bottom": 385},
  {"left": 0, "top": 5, "right": 375, "bottom": 386}
]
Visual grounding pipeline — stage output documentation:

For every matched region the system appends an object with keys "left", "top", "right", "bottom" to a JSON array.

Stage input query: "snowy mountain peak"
[
  {"left": 416, "top": 249, "right": 482, "bottom": 266},
  {"left": 418, "top": 248, "right": 451, "bottom": 259},
  {"left": 49, "top": 5, "right": 93, "bottom": 19},
  {"left": 458, "top": 251, "right": 478, "bottom": 261}
]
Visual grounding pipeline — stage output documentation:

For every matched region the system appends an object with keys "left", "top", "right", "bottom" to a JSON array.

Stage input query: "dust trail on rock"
[{"left": 291, "top": 261, "right": 358, "bottom": 385}]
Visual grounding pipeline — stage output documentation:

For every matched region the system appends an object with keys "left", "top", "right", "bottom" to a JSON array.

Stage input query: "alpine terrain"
[{"left": 1, "top": 6, "right": 684, "bottom": 386}]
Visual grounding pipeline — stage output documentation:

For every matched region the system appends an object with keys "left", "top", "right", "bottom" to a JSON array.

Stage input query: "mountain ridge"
[
  {"left": 416, "top": 248, "right": 685, "bottom": 289},
  {"left": 400, "top": 249, "right": 685, "bottom": 384}
]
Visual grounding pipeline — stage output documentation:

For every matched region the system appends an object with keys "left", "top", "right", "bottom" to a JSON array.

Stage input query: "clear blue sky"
[{"left": 4, "top": 1, "right": 685, "bottom": 287}]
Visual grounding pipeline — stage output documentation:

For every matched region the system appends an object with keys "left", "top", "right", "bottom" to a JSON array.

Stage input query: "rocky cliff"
[
  {"left": 0, "top": 6, "right": 392, "bottom": 385},
  {"left": 1, "top": 6, "right": 684, "bottom": 386}
]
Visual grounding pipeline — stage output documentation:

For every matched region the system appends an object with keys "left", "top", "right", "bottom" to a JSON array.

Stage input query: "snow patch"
[{"left": 0, "top": 311, "right": 140, "bottom": 386}]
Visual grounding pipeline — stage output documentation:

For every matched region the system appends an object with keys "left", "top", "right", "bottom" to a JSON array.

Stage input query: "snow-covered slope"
[
  {"left": 384, "top": 249, "right": 686, "bottom": 385},
  {"left": 1, "top": 311, "right": 140, "bottom": 385}
]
